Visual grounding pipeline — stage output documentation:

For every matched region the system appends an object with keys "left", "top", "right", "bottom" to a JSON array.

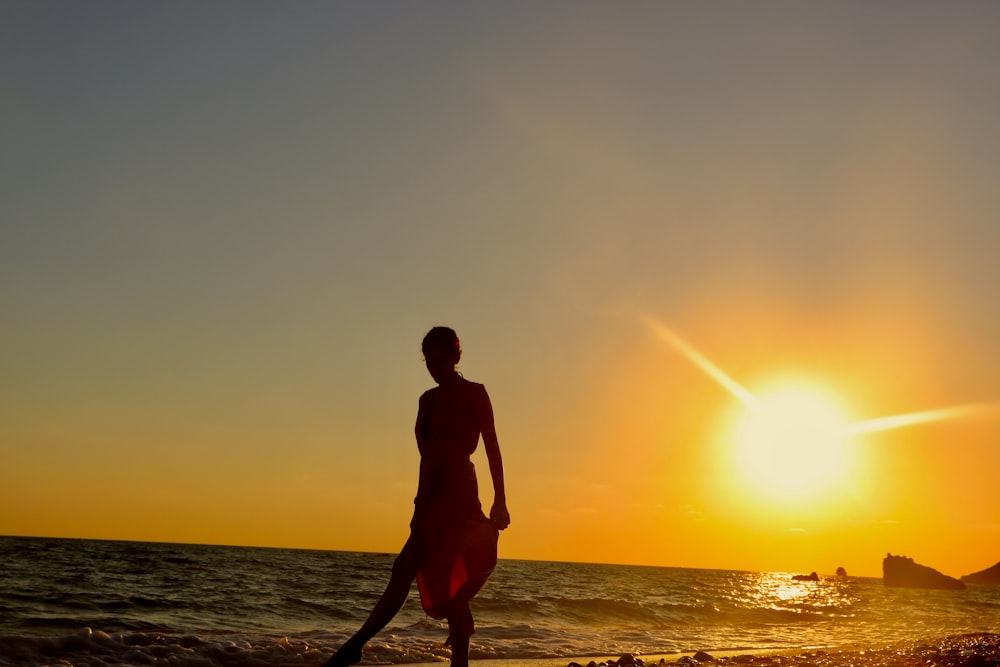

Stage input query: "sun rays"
[
  {"left": 644, "top": 316, "right": 997, "bottom": 507},
  {"left": 844, "top": 404, "right": 998, "bottom": 436},
  {"left": 645, "top": 316, "right": 995, "bottom": 440},
  {"left": 645, "top": 320, "right": 760, "bottom": 409}
]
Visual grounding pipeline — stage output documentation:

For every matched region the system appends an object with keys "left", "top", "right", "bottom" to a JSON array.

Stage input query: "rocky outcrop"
[
  {"left": 883, "top": 553, "right": 965, "bottom": 590},
  {"left": 962, "top": 561, "right": 1000, "bottom": 585}
]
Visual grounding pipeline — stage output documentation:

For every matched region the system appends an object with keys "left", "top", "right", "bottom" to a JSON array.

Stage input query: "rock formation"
[
  {"left": 961, "top": 560, "right": 1000, "bottom": 585},
  {"left": 882, "top": 553, "right": 965, "bottom": 590}
]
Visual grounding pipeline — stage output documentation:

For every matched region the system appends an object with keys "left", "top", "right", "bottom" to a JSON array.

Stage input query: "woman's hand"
[{"left": 490, "top": 502, "right": 511, "bottom": 530}]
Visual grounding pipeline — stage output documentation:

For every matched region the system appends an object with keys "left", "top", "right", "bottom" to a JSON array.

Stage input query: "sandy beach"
[
  {"left": 4, "top": 628, "right": 998, "bottom": 666},
  {"left": 436, "top": 634, "right": 1000, "bottom": 667}
]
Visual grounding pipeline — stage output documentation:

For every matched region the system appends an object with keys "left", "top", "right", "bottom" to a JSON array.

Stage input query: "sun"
[
  {"left": 645, "top": 319, "right": 997, "bottom": 521},
  {"left": 728, "top": 383, "right": 852, "bottom": 503}
]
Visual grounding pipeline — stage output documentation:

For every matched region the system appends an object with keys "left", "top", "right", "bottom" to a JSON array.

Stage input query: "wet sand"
[
  {"left": 426, "top": 633, "right": 1000, "bottom": 667},
  {"left": 620, "top": 633, "right": 1000, "bottom": 667}
]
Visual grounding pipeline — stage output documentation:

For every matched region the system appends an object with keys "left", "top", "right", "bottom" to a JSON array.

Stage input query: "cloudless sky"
[{"left": 3, "top": 2, "right": 1000, "bottom": 578}]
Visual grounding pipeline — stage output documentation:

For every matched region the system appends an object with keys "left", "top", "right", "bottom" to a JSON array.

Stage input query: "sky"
[{"left": 2, "top": 2, "right": 1000, "bottom": 579}]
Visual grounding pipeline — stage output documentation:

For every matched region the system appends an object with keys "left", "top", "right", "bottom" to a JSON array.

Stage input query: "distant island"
[
  {"left": 962, "top": 561, "right": 1000, "bottom": 585},
  {"left": 883, "top": 553, "right": 965, "bottom": 590}
]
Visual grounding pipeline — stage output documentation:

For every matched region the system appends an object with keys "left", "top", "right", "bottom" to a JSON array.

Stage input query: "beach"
[
  {"left": 348, "top": 633, "right": 1000, "bottom": 667},
  {"left": 3, "top": 629, "right": 998, "bottom": 667},
  {"left": 615, "top": 634, "right": 1000, "bottom": 667},
  {"left": 459, "top": 634, "right": 1000, "bottom": 667}
]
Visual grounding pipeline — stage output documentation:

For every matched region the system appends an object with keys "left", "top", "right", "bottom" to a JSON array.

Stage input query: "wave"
[
  {"left": 0, "top": 627, "right": 312, "bottom": 667},
  {"left": 475, "top": 593, "right": 849, "bottom": 630},
  {"left": 2, "top": 539, "right": 999, "bottom": 663},
  {"left": 0, "top": 627, "right": 456, "bottom": 667}
]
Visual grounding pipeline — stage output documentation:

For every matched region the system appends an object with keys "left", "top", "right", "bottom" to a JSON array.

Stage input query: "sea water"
[{"left": 0, "top": 536, "right": 997, "bottom": 666}]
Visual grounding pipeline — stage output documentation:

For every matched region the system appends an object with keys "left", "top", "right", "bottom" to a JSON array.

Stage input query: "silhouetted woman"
[{"left": 326, "top": 327, "right": 510, "bottom": 667}]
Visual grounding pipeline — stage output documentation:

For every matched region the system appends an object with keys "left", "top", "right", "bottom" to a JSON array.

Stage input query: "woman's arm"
[
  {"left": 477, "top": 385, "right": 510, "bottom": 530},
  {"left": 413, "top": 393, "right": 432, "bottom": 508}
]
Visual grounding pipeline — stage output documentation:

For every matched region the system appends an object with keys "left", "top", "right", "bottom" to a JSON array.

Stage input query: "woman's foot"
[{"left": 323, "top": 639, "right": 363, "bottom": 667}]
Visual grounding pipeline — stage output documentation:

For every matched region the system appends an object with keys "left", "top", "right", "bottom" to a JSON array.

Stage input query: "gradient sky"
[{"left": 3, "top": 2, "right": 1000, "bottom": 578}]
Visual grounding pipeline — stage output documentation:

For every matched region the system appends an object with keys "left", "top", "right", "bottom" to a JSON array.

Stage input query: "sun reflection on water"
[{"left": 726, "top": 571, "right": 860, "bottom": 618}]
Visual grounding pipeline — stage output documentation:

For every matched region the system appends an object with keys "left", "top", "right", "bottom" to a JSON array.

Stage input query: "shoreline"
[
  {"left": 3, "top": 629, "right": 997, "bottom": 667},
  {"left": 395, "top": 633, "right": 1000, "bottom": 667}
]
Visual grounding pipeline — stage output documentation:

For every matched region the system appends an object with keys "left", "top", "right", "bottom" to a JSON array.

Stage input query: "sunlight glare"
[{"left": 731, "top": 385, "right": 851, "bottom": 500}]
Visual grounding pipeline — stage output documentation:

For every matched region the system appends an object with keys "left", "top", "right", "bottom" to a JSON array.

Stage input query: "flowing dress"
[{"left": 410, "top": 380, "right": 499, "bottom": 635}]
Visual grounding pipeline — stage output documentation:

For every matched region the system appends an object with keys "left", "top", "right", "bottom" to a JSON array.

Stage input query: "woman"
[{"left": 326, "top": 327, "right": 510, "bottom": 667}]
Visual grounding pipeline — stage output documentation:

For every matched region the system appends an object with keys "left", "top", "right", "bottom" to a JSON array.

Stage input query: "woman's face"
[{"left": 424, "top": 346, "right": 459, "bottom": 384}]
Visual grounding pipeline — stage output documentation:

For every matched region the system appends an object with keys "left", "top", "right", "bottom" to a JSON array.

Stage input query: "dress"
[{"left": 407, "top": 379, "right": 499, "bottom": 637}]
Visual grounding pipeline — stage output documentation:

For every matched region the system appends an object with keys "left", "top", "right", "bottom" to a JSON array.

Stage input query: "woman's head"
[{"left": 422, "top": 326, "right": 461, "bottom": 381}]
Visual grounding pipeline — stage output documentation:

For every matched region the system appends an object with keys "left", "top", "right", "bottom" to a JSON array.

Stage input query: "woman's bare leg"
[
  {"left": 446, "top": 602, "right": 474, "bottom": 667},
  {"left": 324, "top": 541, "right": 421, "bottom": 667},
  {"left": 449, "top": 634, "right": 470, "bottom": 667}
]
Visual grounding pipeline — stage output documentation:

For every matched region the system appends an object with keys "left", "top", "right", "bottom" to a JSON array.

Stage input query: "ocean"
[{"left": 1, "top": 536, "right": 997, "bottom": 666}]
